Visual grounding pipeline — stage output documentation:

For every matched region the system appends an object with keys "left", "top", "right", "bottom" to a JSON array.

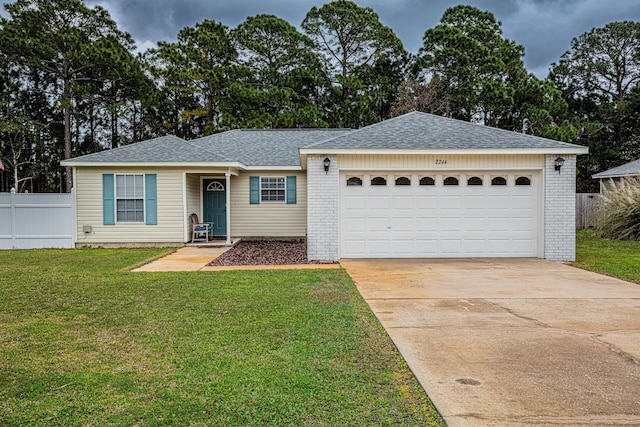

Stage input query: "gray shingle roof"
[
  {"left": 592, "top": 158, "right": 640, "bottom": 179},
  {"left": 193, "top": 129, "right": 351, "bottom": 167},
  {"left": 306, "top": 111, "right": 586, "bottom": 150},
  {"left": 63, "top": 135, "right": 234, "bottom": 164},
  {"left": 62, "top": 112, "right": 587, "bottom": 168}
]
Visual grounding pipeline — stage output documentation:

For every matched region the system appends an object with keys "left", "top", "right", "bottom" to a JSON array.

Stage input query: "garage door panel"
[
  {"left": 511, "top": 239, "right": 536, "bottom": 255},
  {"left": 439, "top": 195, "right": 462, "bottom": 208},
  {"left": 392, "top": 196, "right": 414, "bottom": 209},
  {"left": 415, "top": 218, "right": 437, "bottom": 232},
  {"left": 486, "top": 239, "right": 511, "bottom": 255},
  {"left": 391, "top": 217, "right": 415, "bottom": 232},
  {"left": 464, "top": 239, "right": 488, "bottom": 254},
  {"left": 391, "top": 239, "right": 415, "bottom": 256},
  {"left": 367, "top": 195, "right": 391, "bottom": 209},
  {"left": 510, "top": 217, "right": 536, "bottom": 231},
  {"left": 368, "top": 217, "right": 391, "bottom": 232},
  {"left": 464, "top": 217, "right": 486, "bottom": 232},
  {"left": 368, "top": 239, "right": 391, "bottom": 256},
  {"left": 340, "top": 171, "right": 540, "bottom": 258},
  {"left": 344, "top": 195, "right": 366, "bottom": 209},
  {"left": 416, "top": 196, "right": 438, "bottom": 209},
  {"left": 440, "top": 239, "right": 462, "bottom": 254},
  {"left": 464, "top": 195, "right": 488, "bottom": 208},
  {"left": 439, "top": 217, "right": 462, "bottom": 231},
  {"left": 343, "top": 239, "right": 366, "bottom": 257},
  {"left": 343, "top": 218, "right": 366, "bottom": 232},
  {"left": 415, "top": 239, "right": 438, "bottom": 255},
  {"left": 487, "top": 217, "right": 510, "bottom": 232}
]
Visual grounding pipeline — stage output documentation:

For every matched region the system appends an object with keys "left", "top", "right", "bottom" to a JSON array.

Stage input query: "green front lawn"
[
  {"left": 0, "top": 249, "right": 443, "bottom": 426},
  {"left": 574, "top": 229, "right": 640, "bottom": 284}
]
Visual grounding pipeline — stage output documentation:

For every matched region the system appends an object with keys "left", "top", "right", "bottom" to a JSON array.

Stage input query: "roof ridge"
[
  {"left": 236, "top": 128, "right": 348, "bottom": 132},
  {"left": 185, "top": 137, "right": 237, "bottom": 163}
]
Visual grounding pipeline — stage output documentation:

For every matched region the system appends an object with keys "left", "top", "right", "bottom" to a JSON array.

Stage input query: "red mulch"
[{"left": 207, "top": 240, "right": 316, "bottom": 266}]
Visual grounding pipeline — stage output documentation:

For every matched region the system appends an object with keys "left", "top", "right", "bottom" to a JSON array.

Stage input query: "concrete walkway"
[
  {"left": 133, "top": 246, "right": 231, "bottom": 271},
  {"left": 132, "top": 246, "right": 342, "bottom": 272},
  {"left": 341, "top": 258, "right": 640, "bottom": 427}
]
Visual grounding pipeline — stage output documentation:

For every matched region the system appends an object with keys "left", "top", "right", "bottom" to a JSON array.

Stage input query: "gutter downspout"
[{"left": 225, "top": 172, "right": 231, "bottom": 245}]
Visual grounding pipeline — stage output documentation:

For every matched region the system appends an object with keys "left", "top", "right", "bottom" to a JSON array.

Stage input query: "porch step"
[{"left": 186, "top": 238, "right": 239, "bottom": 248}]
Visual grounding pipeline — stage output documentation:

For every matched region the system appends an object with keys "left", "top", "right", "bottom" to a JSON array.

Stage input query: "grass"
[
  {"left": 0, "top": 249, "right": 444, "bottom": 426},
  {"left": 574, "top": 229, "right": 640, "bottom": 284}
]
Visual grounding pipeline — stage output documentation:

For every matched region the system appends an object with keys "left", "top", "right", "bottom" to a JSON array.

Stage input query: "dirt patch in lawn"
[{"left": 207, "top": 240, "right": 320, "bottom": 266}]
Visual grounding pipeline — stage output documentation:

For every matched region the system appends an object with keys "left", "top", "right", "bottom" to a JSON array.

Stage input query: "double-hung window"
[
  {"left": 116, "top": 174, "right": 144, "bottom": 222},
  {"left": 260, "top": 177, "right": 286, "bottom": 202}
]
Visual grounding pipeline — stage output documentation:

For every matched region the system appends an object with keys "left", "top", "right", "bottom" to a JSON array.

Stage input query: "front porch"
[{"left": 184, "top": 169, "right": 238, "bottom": 245}]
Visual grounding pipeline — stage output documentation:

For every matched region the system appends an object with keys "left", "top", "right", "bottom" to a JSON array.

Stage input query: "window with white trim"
[
  {"left": 116, "top": 174, "right": 144, "bottom": 222},
  {"left": 260, "top": 177, "right": 286, "bottom": 202}
]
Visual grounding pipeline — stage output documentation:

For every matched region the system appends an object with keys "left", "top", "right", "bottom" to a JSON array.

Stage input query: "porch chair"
[{"left": 190, "top": 213, "right": 213, "bottom": 242}]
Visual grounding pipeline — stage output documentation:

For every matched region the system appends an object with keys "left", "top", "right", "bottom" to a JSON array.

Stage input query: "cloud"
[{"left": 8, "top": 0, "right": 640, "bottom": 78}]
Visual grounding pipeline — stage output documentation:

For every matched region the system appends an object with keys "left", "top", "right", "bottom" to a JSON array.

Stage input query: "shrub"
[{"left": 596, "top": 176, "right": 640, "bottom": 240}]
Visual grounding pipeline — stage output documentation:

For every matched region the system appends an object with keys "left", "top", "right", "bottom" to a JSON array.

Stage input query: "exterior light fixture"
[
  {"left": 554, "top": 157, "right": 565, "bottom": 173},
  {"left": 323, "top": 157, "right": 331, "bottom": 174}
]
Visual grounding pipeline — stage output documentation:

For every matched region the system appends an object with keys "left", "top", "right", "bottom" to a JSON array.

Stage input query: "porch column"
[{"left": 225, "top": 172, "right": 231, "bottom": 245}]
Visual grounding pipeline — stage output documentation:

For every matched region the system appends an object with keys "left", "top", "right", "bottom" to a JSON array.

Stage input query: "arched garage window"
[
  {"left": 346, "top": 176, "right": 363, "bottom": 186},
  {"left": 491, "top": 176, "right": 507, "bottom": 186},
  {"left": 515, "top": 176, "right": 531, "bottom": 186},
  {"left": 443, "top": 176, "right": 459, "bottom": 186},
  {"left": 467, "top": 176, "right": 483, "bottom": 186},
  {"left": 419, "top": 176, "right": 435, "bottom": 186},
  {"left": 395, "top": 176, "right": 411, "bottom": 186},
  {"left": 371, "top": 176, "right": 387, "bottom": 186}
]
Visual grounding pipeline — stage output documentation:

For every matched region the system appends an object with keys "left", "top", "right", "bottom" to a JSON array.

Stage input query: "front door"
[{"left": 203, "top": 179, "right": 227, "bottom": 236}]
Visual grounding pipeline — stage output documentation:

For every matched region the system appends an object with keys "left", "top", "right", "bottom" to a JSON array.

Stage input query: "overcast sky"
[{"left": 4, "top": 0, "right": 640, "bottom": 77}]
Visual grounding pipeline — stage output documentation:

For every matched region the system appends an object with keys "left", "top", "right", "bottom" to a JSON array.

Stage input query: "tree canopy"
[{"left": 0, "top": 0, "right": 637, "bottom": 193}]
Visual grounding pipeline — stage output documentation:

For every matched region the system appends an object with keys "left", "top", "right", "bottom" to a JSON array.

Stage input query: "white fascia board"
[
  {"left": 244, "top": 165, "right": 302, "bottom": 171},
  {"left": 299, "top": 147, "right": 589, "bottom": 156},
  {"left": 59, "top": 161, "right": 248, "bottom": 169}
]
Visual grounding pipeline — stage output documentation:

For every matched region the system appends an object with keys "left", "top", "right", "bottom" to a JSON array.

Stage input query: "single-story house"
[
  {"left": 592, "top": 158, "right": 640, "bottom": 191},
  {"left": 62, "top": 111, "right": 588, "bottom": 261}
]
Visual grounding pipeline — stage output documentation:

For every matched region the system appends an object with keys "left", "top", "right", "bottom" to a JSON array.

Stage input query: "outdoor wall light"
[
  {"left": 554, "top": 157, "right": 565, "bottom": 173},
  {"left": 323, "top": 157, "right": 331, "bottom": 174}
]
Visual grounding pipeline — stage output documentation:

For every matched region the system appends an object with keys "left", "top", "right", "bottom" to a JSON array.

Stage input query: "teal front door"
[{"left": 203, "top": 179, "right": 227, "bottom": 236}]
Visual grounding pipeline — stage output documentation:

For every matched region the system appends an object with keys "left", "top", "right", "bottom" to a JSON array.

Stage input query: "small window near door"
[
  {"left": 346, "top": 176, "right": 363, "bottom": 186},
  {"left": 491, "top": 176, "right": 507, "bottom": 186},
  {"left": 371, "top": 176, "right": 387, "bottom": 186},
  {"left": 467, "top": 176, "right": 483, "bottom": 186},
  {"left": 260, "top": 176, "right": 286, "bottom": 202},
  {"left": 419, "top": 176, "right": 435, "bottom": 186},
  {"left": 515, "top": 176, "right": 531, "bottom": 186},
  {"left": 443, "top": 176, "right": 459, "bottom": 186},
  {"left": 395, "top": 176, "right": 411, "bottom": 186}
]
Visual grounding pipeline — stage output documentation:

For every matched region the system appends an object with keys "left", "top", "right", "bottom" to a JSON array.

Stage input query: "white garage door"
[{"left": 340, "top": 171, "right": 541, "bottom": 258}]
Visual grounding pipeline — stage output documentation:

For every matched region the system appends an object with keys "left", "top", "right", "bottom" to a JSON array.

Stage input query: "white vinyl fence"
[{"left": 0, "top": 190, "right": 75, "bottom": 249}]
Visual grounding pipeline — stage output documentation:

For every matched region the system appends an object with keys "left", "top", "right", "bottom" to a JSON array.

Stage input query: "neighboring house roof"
[
  {"left": 592, "top": 159, "right": 640, "bottom": 179},
  {"left": 62, "top": 112, "right": 588, "bottom": 169},
  {"left": 303, "top": 111, "right": 588, "bottom": 152}
]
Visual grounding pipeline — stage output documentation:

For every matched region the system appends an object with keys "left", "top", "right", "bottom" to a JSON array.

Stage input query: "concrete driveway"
[{"left": 341, "top": 258, "right": 640, "bottom": 426}]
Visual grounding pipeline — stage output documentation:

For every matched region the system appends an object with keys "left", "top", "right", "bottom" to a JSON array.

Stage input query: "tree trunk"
[{"left": 63, "top": 60, "right": 73, "bottom": 193}]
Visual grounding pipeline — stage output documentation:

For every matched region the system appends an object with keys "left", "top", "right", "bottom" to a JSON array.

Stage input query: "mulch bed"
[{"left": 207, "top": 240, "right": 316, "bottom": 266}]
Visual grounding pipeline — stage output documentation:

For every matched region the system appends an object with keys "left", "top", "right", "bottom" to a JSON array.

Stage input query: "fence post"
[{"left": 10, "top": 188, "right": 16, "bottom": 248}]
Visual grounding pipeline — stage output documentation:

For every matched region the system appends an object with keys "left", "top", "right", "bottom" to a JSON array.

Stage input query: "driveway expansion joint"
[{"left": 488, "top": 299, "right": 640, "bottom": 366}]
